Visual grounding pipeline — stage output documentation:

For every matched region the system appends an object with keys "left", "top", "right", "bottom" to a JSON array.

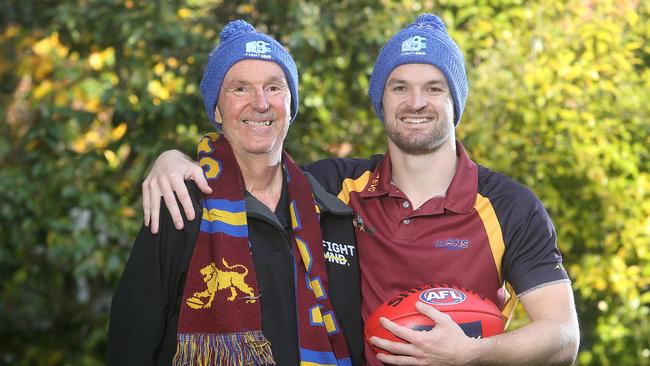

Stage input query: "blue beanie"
[
  {"left": 368, "top": 13, "right": 468, "bottom": 126},
  {"left": 200, "top": 20, "right": 299, "bottom": 127}
]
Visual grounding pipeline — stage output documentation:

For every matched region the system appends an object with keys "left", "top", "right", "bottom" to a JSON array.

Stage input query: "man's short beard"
[{"left": 385, "top": 123, "right": 453, "bottom": 155}]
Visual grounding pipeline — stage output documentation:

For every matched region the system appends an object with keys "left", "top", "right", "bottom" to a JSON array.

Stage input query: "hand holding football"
[{"left": 365, "top": 284, "right": 504, "bottom": 355}]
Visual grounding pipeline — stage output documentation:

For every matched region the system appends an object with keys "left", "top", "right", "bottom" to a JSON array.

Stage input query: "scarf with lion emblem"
[{"left": 173, "top": 133, "right": 351, "bottom": 365}]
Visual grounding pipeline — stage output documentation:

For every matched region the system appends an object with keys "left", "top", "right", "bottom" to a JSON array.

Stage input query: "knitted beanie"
[
  {"left": 368, "top": 13, "right": 468, "bottom": 125},
  {"left": 200, "top": 20, "right": 299, "bottom": 127}
]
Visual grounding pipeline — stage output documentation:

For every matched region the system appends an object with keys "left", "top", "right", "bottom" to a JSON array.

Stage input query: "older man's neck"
[{"left": 237, "top": 153, "right": 284, "bottom": 212}]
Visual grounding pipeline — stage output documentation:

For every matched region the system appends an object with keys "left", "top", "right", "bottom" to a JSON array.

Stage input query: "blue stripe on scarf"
[
  {"left": 203, "top": 198, "right": 246, "bottom": 212},
  {"left": 299, "top": 348, "right": 352, "bottom": 366},
  {"left": 200, "top": 220, "right": 248, "bottom": 237},
  {"left": 200, "top": 199, "right": 247, "bottom": 237}
]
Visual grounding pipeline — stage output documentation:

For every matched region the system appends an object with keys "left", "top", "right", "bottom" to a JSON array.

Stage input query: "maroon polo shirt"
[{"left": 304, "top": 141, "right": 569, "bottom": 366}]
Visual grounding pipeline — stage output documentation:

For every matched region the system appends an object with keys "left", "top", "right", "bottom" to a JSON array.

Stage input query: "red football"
[{"left": 365, "top": 284, "right": 505, "bottom": 355}]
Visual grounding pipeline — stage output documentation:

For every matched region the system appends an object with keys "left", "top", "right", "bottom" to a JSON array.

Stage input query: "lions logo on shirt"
[{"left": 352, "top": 213, "right": 375, "bottom": 235}]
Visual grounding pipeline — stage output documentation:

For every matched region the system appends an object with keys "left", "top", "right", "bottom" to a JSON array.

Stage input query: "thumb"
[{"left": 189, "top": 165, "right": 212, "bottom": 194}]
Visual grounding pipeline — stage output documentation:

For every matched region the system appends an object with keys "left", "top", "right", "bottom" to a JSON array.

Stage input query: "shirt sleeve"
[
  {"left": 499, "top": 186, "right": 570, "bottom": 296},
  {"left": 107, "top": 182, "right": 202, "bottom": 365},
  {"left": 302, "top": 155, "right": 383, "bottom": 195}
]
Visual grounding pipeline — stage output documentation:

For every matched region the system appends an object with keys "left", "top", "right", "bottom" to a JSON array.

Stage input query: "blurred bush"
[{"left": 0, "top": 0, "right": 648, "bottom": 364}]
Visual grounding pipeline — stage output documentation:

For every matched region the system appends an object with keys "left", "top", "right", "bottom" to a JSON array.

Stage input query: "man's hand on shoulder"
[{"left": 142, "top": 149, "right": 210, "bottom": 234}]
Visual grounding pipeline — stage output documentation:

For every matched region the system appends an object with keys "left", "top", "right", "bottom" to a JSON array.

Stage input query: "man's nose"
[
  {"left": 406, "top": 89, "right": 427, "bottom": 110},
  {"left": 251, "top": 88, "right": 270, "bottom": 111}
]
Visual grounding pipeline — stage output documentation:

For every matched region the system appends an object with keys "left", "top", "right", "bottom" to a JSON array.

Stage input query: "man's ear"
[{"left": 214, "top": 106, "right": 223, "bottom": 125}]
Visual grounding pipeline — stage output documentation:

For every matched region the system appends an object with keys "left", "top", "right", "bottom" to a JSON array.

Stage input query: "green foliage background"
[{"left": 1, "top": 0, "right": 648, "bottom": 364}]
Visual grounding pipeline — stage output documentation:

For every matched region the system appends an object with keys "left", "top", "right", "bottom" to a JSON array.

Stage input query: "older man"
[
  {"left": 141, "top": 14, "right": 580, "bottom": 366},
  {"left": 107, "top": 20, "right": 362, "bottom": 365}
]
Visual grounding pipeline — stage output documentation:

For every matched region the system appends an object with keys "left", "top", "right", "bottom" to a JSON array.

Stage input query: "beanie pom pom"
[
  {"left": 220, "top": 20, "right": 255, "bottom": 42},
  {"left": 412, "top": 13, "right": 447, "bottom": 32}
]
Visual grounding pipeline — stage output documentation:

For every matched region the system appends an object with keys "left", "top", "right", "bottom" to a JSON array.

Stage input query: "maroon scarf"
[{"left": 173, "top": 133, "right": 351, "bottom": 365}]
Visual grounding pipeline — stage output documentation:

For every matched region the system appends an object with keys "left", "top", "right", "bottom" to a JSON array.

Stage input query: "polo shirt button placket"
[
  {"left": 395, "top": 199, "right": 413, "bottom": 240},
  {"left": 402, "top": 201, "right": 411, "bottom": 225}
]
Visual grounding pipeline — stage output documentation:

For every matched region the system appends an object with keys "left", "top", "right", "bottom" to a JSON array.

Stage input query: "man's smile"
[
  {"left": 242, "top": 119, "right": 273, "bottom": 126},
  {"left": 399, "top": 116, "right": 433, "bottom": 124}
]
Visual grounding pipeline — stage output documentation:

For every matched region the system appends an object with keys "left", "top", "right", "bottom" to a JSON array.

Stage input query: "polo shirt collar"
[{"left": 360, "top": 141, "right": 478, "bottom": 215}]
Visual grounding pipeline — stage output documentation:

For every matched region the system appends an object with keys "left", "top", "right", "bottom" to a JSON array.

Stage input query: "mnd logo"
[
  {"left": 322, "top": 240, "right": 356, "bottom": 266},
  {"left": 245, "top": 40, "right": 272, "bottom": 59},
  {"left": 434, "top": 238, "right": 470, "bottom": 250},
  {"left": 401, "top": 36, "right": 427, "bottom": 54}
]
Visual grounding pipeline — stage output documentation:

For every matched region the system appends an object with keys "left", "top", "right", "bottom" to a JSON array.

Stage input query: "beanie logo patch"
[
  {"left": 245, "top": 40, "right": 272, "bottom": 59},
  {"left": 401, "top": 36, "right": 427, "bottom": 55}
]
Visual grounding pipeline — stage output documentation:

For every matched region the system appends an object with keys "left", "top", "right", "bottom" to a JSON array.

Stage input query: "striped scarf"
[{"left": 173, "top": 133, "right": 351, "bottom": 365}]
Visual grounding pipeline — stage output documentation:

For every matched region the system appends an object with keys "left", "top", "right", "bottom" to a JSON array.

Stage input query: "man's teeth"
[
  {"left": 401, "top": 117, "right": 431, "bottom": 124},
  {"left": 243, "top": 120, "right": 272, "bottom": 126}
]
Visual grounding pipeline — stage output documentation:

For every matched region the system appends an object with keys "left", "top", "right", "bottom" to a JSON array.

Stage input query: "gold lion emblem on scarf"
[{"left": 186, "top": 258, "right": 257, "bottom": 309}]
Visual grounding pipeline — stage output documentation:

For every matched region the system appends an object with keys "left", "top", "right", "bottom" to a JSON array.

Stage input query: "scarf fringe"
[{"left": 172, "top": 331, "right": 275, "bottom": 366}]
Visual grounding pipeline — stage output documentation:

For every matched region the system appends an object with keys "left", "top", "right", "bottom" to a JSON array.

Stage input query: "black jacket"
[{"left": 107, "top": 175, "right": 363, "bottom": 365}]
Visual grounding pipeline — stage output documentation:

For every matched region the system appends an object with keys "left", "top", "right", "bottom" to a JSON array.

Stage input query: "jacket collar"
[
  {"left": 245, "top": 169, "right": 353, "bottom": 229},
  {"left": 305, "top": 171, "right": 354, "bottom": 216}
]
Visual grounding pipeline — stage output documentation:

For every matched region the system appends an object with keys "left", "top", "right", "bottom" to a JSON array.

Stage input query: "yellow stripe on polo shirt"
[
  {"left": 474, "top": 193, "right": 519, "bottom": 324},
  {"left": 337, "top": 170, "right": 372, "bottom": 205},
  {"left": 474, "top": 193, "right": 506, "bottom": 283}
]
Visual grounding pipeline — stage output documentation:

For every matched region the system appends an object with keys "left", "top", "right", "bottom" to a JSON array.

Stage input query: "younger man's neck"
[{"left": 388, "top": 138, "right": 458, "bottom": 209}]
